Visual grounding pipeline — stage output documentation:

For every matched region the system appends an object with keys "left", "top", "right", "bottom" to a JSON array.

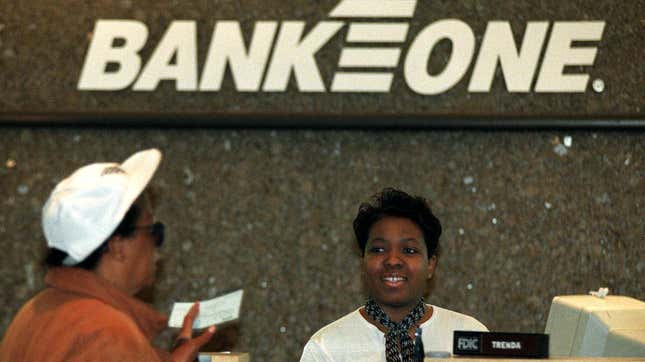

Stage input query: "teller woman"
[{"left": 300, "top": 188, "right": 487, "bottom": 362}]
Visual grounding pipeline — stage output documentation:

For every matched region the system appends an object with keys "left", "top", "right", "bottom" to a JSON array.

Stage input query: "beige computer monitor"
[{"left": 545, "top": 295, "right": 645, "bottom": 357}]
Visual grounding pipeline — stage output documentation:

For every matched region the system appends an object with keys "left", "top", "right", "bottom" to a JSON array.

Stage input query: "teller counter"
[
  {"left": 197, "top": 354, "right": 644, "bottom": 361},
  {"left": 425, "top": 359, "right": 645, "bottom": 361},
  {"left": 199, "top": 352, "right": 249, "bottom": 362}
]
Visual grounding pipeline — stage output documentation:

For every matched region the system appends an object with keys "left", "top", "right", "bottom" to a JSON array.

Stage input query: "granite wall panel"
[{"left": 0, "top": 128, "right": 642, "bottom": 360}]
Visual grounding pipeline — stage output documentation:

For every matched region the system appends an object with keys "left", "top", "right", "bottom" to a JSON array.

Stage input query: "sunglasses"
[{"left": 129, "top": 222, "right": 165, "bottom": 247}]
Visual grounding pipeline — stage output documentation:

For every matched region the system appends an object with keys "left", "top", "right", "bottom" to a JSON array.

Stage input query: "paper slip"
[{"left": 168, "top": 289, "right": 244, "bottom": 329}]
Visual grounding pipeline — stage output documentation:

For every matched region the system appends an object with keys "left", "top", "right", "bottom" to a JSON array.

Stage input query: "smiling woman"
[
  {"left": 362, "top": 216, "right": 435, "bottom": 322},
  {"left": 300, "top": 188, "right": 488, "bottom": 362}
]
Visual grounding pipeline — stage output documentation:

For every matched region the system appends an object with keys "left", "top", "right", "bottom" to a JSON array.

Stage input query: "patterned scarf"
[{"left": 365, "top": 297, "right": 425, "bottom": 362}]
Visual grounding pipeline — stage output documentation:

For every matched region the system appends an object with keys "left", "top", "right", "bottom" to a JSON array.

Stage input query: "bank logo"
[
  {"left": 457, "top": 337, "right": 480, "bottom": 351},
  {"left": 78, "top": 0, "right": 605, "bottom": 94}
]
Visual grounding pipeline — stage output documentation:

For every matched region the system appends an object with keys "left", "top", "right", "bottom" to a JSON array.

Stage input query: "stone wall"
[{"left": 0, "top": 128, "right": 642, "bottom": 360}]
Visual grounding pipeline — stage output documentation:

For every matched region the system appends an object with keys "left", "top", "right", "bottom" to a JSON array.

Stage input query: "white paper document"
[{"left": 168, "top": 289, "right": 244, "bottom": 329}]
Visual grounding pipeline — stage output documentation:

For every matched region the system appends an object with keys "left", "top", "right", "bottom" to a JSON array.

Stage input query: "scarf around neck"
[{"left": 365, "top": 297, "right": 425, "bottom": 362}]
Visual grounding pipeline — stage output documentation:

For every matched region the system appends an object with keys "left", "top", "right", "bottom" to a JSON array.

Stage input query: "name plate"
[{"left": 453, "top": 331, "right": 549, "bottom": 358}]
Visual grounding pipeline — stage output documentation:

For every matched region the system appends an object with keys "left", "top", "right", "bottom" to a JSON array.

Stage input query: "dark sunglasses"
[{"left": 129, "top": 222, "right": 165, "bottom": 247}]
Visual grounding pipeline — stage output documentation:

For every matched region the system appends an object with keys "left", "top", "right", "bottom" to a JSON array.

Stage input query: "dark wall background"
[
  {"left": 0, "top": 128, "right": 643, "bottom": 360},
  {"left": 1, "top": 0, "right": 643, "bottom": 360}
]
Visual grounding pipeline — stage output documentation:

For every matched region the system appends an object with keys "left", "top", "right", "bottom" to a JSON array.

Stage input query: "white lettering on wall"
[
  {"left": 199, "top": 21, "right": 278, "bottom": 92},
  {"left": 535, "top": 21, "right": 605, "bottom": 92},
  {"left": 468, "top": 21, "right": 549, "bottom": 92},
  {"left": 404, "top": 19, "right": 475, "bottom": 95},
  {"left": 78, "top": 20, "right": 148, "bottom": 90},
  {"left": 262, "top": 21, "right": 343, "bottom": 92},
  {"left": 133, "top": 21, "right": 197, "bottom": 91},
  {"left": 76, "top": 1, "right": 606, "bottom": 95}
]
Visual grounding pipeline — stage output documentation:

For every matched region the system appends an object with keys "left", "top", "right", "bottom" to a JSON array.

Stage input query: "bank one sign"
[{"left": 77, "top": 0, "right": 605, "bottom": 95}]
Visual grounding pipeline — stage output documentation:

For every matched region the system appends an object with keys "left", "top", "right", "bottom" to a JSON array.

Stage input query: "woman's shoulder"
[
  {"left": 309, "top": 307, "right": 370, "bottom": 341},
  {"left": 424, "top": 304, "right": 488, "bottom": 332}
]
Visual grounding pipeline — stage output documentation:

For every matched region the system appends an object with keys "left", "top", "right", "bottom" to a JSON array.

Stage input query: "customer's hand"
[{"left": 171, "top": 302, "right": 216, "bottom": 362}]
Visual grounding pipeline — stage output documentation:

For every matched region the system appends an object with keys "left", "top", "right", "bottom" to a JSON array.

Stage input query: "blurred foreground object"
[{"left": 198, "top": 352, "right": 249, "bottom": 362}]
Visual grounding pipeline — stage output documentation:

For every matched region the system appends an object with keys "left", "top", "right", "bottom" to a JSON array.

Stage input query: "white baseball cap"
[{"left": 42, "top": 149, "right": 162, "bottom": 265}]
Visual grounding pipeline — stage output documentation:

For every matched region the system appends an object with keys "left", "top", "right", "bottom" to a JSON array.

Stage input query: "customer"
[{"left": 0, "top": 149, "right": 214, "bottom": 362}]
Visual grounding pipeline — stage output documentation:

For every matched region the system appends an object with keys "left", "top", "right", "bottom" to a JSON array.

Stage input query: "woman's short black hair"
[
  {"left": 353, "top": 187, "right": 442, "bottom": 259},
  {"left": 43, "top": 201, "right": 142, "bottom": 270}
]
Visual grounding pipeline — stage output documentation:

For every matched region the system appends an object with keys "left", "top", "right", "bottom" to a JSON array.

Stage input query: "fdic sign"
[{"left": 78, "top": 0, "right": 604, "bottom": 94}]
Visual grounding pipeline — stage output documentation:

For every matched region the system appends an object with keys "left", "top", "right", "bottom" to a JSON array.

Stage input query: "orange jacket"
[{"left": 0, "top": 267, "right": 171, "bottom": 362}]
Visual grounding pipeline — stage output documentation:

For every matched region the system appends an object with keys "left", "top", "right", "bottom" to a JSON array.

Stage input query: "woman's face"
[
  {"left": 363, "top": 216, "right": 436, "bottom": 314},
  {"left": 120, "top": 197, "right": 159, "bottom": 295}
]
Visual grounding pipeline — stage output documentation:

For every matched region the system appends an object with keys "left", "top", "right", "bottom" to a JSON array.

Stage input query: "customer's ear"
[{"left": 105, "top": 235, "right": 128, "bottom": 262}]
